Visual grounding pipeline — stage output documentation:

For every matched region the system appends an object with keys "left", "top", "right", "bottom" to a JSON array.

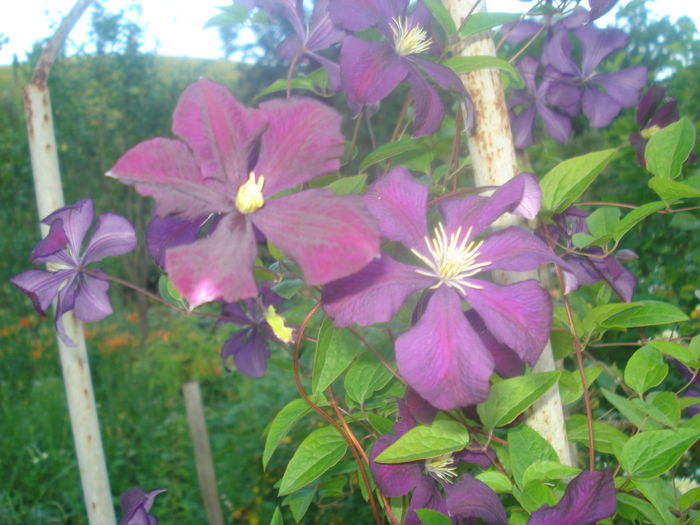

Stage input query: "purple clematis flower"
[
  {"left": 11, "top": 199, "right": 137, "bottom": 345},
  {"left": 543, "top": 25, "right": 647, "bottom": 127},
  {"left": 527, "top": 469, "right": 615, "bottom": 524},
  {"left": 548, "top": 207, "right": 636, "bottom": 302},
  {"left": 329, "top": 0, "right": 472, "bottom": 136},
  {"left": 324, "top": 168, "right": 559, "bottom": 409},
  {"left": 629, "top": 85, "right": 681, "bottom": 167},
  {"left": 218, "top": 286, "right": 293, "bottom": 377},
  {"left": 109, "top": 79, "right": 379, "bottom": 308},
  {"left": 509, "top": 55, "right": 576, "bottom": 148},
  {"left": 371, "top": 396, "right": 506, "bottom": 525},
  {"left": 240, "top": 0, "right": 345, "bottom": 90},
  {"left": 119, "top": 487, "right": 166, "bottom": 525}
]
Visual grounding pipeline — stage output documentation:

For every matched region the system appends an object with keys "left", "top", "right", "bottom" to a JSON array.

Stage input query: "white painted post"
[
  {"left": 23, "top": 1, "right": 117, "bottom": 523},
  {"left": 443, "top": 0, "right": 574, "bottom": 466}
]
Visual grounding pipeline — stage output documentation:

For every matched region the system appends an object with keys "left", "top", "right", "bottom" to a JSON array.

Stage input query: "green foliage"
[{"left": 374, "top": 419, "right": 469, "bottom": 463}]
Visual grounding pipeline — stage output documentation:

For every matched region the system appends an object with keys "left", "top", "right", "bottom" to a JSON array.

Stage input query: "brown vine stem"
[
  {"left": 544, "top": 228, "right": 596, "bottom": 471},
  {"left": 583, "top": 350, "right": 637, "bottom": 398},
  {"left": 348, "top": 327, "right": 406, "bottom": 384},
  {"left": 293, "top": 303, "right": 383, "bottom": 525}
]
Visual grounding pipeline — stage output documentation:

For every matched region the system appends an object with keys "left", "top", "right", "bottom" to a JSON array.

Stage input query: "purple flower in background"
[
  {"left": 329, "top": 0, "right": 472, "bottom": 136},
  {"left": 219, "top": 287, "right": 294, "bottom": 377},
  {"left": 508, "top": 55, "right": 575, "bottom": 148},
  {"left": 119, "top": 488, "right": 166, "bottom": 525},
  {"left": 240, "top": 0, "right": 345, "bottom": 90},
  {"left": 527, "top": 469, "right": 615, "bottom": 524},
  {"left": 324, "top": 168, "right": 559, "bottom": 409},
  {"left": 11, "top": 199, "right": 136, "bottom": 345},
  {"left": 675, "top": 360, "right": 700, "bottom": 416},
  {"left": 109, "top": 79, "right": 379, "bottom": 307},
  {"left": 629, "top": 85, "right": 680, "bottom": 166},
  {"left": 371, "top": 396, "right": 505, "bottom": 525},
  {"left": 548, "top": 207, "right": 636, "bottom": 302},
  {"left": 543, "top": 25, "right": 647, "bottom": 127}
]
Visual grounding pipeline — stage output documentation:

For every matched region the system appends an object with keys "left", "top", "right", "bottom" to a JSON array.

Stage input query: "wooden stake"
[
  {"left": 183, "top": 381, "right": 224, "bottom": 525},
  {"left": 23, "top": 1, "right": 118, "bottom": 522},
  {"left": 443, "top": 0, "right": 573, "bottom": 466}
]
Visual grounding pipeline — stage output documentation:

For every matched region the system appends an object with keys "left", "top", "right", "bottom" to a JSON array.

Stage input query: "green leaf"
[
  {"left": 263, "top": 395, "right": 326, "bottom": 469},
  {"left": 566, "top": 414, "right": 629, "bottom": 456},
  {"left": 278, "top": 426, "right": 348, "bottom": 496},
  {"left": 513, "top": 482, "right": 556, "bottom": 513},
  {"left": 540, "top": 149, "right": 617, "bottom": 213},
  {"left": 358, "top": 138, "right": 422, "bottom": 173},
  {"left": 269, "top": 506, "right": 284, "bottom": 525},
  {"left": 325, "top": 174, "right": 367, "bottom": 195},
  {"left": 624, "top": 346, "right": 668, "bottom": 395},
  {"left": 645, "top": 118, "right": 696, "bottom": 179},
  {"left": 416, "top": 508, "right": 453, "bottom": 525},
  {"left": 508, "top": 426, "right": 558, "bottom": 489},
  {"left": 601, "top": 388, "right": 675, "bottom": 430},
  {"left": 559, "top": 366, "right": 603, "bottom": 404},
  {"left": 256, "top": 68, "right": 328, "bottom": 99},
  {"left": 367, "top": 412, "right": 394, "bottom": 435},
  {"left": 374, "top": 420, "right": 469, "bottom": 463},
  {"left": 284, "top": 484, "right": 316, "bottom": 523},
  {"left": 271, "top": 278, "right": 302, "bottom": 299},
  {"left": 477, "top": 371, "right": 561, "bottom": 428},
  {"left": 312, "top": 318, "right": 362, "bottom": 394},
  {"left": 617, "top": 492, "right": 668, "bottom": 525},
  {"left": 423, "top": 0, "right": 457, "bottom": 35},
  {"left": 459, "top": 12, "right": 521, "bottom": 37},
  {"left": 344, "top": 355, "right": 394, "bottom": 406},
  {"left": 586, "top": 301, "right": 688, "bottom": 333},
  {"left": 633, "top": 478, "right": 677, "bottom": 525},
  {"left": 443, "top": 56, "right": 522, "bottom": 86},
  {"left": 475, "top": 471, "right": 513, "bottom": 493},
  {"left": 647, "top": 341, "right": 700, "bottom": 368},
  {"left": 621, "top": 428, "right": 700, "bottom": 479},
  {"left": 648, "top": 391, "right": 680, "bottom": 427},
  {"left": 680, "top": 487, "right": 700, "bottom": 511},
  {"left": 612, "top": 201, "right": 666, "bottom": 243},
  {"left": 158, "top": 275, "right": 186, "bottom": 309},
  {"left": 587, "top": 207, "right": 621, "bottom": 238},
  {"left": 649, "top": 176, "right": 700, "bottom": 204},
  {"left": 522, "top": 461, "right": 581, "bottom": 487}
]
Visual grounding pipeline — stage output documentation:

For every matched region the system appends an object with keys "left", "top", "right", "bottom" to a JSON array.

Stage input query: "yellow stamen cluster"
[
  {"left": 424, "top": 453, "right": 458, "bottom": 483},
  {"left": 235, "top": 172, "right": 265, "bottom": 214},
  {"left": 411, "top": 223, "right": 491, "bottom": 295},
  {"left": 263, "top": 305, "right": 294, "bottom": 344},
  {"left": 390, "top": 17, "right": 433, "bottom": 56}
]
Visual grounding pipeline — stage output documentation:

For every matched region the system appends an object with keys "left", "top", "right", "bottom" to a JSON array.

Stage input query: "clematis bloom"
[
  {"left": 11, "top": 199, "right": 137, "bottom": 345},
  {"left": 118, "top": 488, "right": 166, "bottom": 525},
  {"left": 109, "top": 79, "right": 379, "bottom": 307},
  {"left": 324, "top": 168, "right": 559, "bottom": 409}
]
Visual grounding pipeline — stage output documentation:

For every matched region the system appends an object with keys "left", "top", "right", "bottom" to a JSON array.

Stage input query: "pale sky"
[{"left": 1, "top": 0, "right": 697, "bottom": 65}]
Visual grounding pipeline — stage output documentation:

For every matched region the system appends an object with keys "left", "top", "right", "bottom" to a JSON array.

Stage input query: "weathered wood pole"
[
  {"left": 443, "top": 0, "right": 573, "bottom": 466},
  {"left": 183, "top": 381, "right": 225, "bottom": 525},
  {"left": 23, "top": 1, "right": 117, "bottom": 523}
]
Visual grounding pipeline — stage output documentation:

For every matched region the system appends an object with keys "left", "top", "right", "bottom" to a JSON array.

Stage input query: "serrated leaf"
[
  {"left": 325, "top": 174, "right": 367, "bottom": 195},
  {"left": 559, "top": 366, "right": 603, "bottom": 404},
  {"left": 443, "top": 56, "right": 522, "bottom": 86},
  {"left": 263, "top": 395, "right": 326, "bottom": 469},
  {"left": 459, "top": 11, "right": 521, "bottom": 37},
  {"left": 649, "top": 176, "right": 700, "bottom": 204},
  {"left": 624, "top": 346, "right": 668, "bottom": 395},
  {"left": 522, "top": 461, "right": 581, "bottom": 487},
  {"left": 423, "top": 0, "right": 457, "bottom": 35},
  {"left": 645, "top": 118, "right": 696, "bottom": 179},
  {"left": 508, "top": 426, "right": 558, "bottom": 489},
  {"left": 278, "top": 426, "right": 347, "bottom": 496},
  {"left": 416, "top": 508, "right": 453, "bottom": 525},
  {"left": 344, "top": 355, "right": 394, "bottom": 406},
  {"left": 566, "top": 414, "right": 629, "bottom": 456},
  {"left": 312, "top": 318, "right": 362, "bottom": 394},
  {"left": 358, "top": 138, "right": 423, "bottom": 173},
  {"left": 621, "top": 428, "right": 700, "bottom": 479},
  {"left": 540, "top": 149, "right": 617, "bottom": 213},
  {"left": 477, "top": 371, "right": 561, "bottom": 428},
  {"left": 374, "top": 420, "right": 469, "bottom": 463},
  {"left": 475, "top": 471, "right": 513, "bottom": 493}
]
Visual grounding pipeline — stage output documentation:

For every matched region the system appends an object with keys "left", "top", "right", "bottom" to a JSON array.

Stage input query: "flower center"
[
  {"left": 410, "top": 223, "right": 491, "bottom": 295},
  {"left": 390, "top": 17, "right": 432, "bottom": 56},
  {"left": 424, "top": 453, "right": 458, "bottom": 483},
  {"left": 263, "top": 305, "right": 294, "bottom": 344},
  {"left": 235, "top": 172, "right": 265, "bottom": 214}
]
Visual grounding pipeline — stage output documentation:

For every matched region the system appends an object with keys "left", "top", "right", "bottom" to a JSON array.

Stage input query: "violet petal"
[
  {"left": 445, "top": 475, "right": 508, "bottom": 524},
  {"left": 81, "top": 212, "right": 137, "bottom": 265}
]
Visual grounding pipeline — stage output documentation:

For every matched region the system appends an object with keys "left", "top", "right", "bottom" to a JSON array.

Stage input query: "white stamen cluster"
[
  {"left": 424, "top": 453, "right": 458, "bottom": 483},
  {"left": 235, "top": 171, "right": 265, "bottom": 214},
  {"left": 390, "top": 17, "right": 433, "bottom": 56},
  {"left": 411, "top": 223, "right": 491, "bottom": 295}
]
